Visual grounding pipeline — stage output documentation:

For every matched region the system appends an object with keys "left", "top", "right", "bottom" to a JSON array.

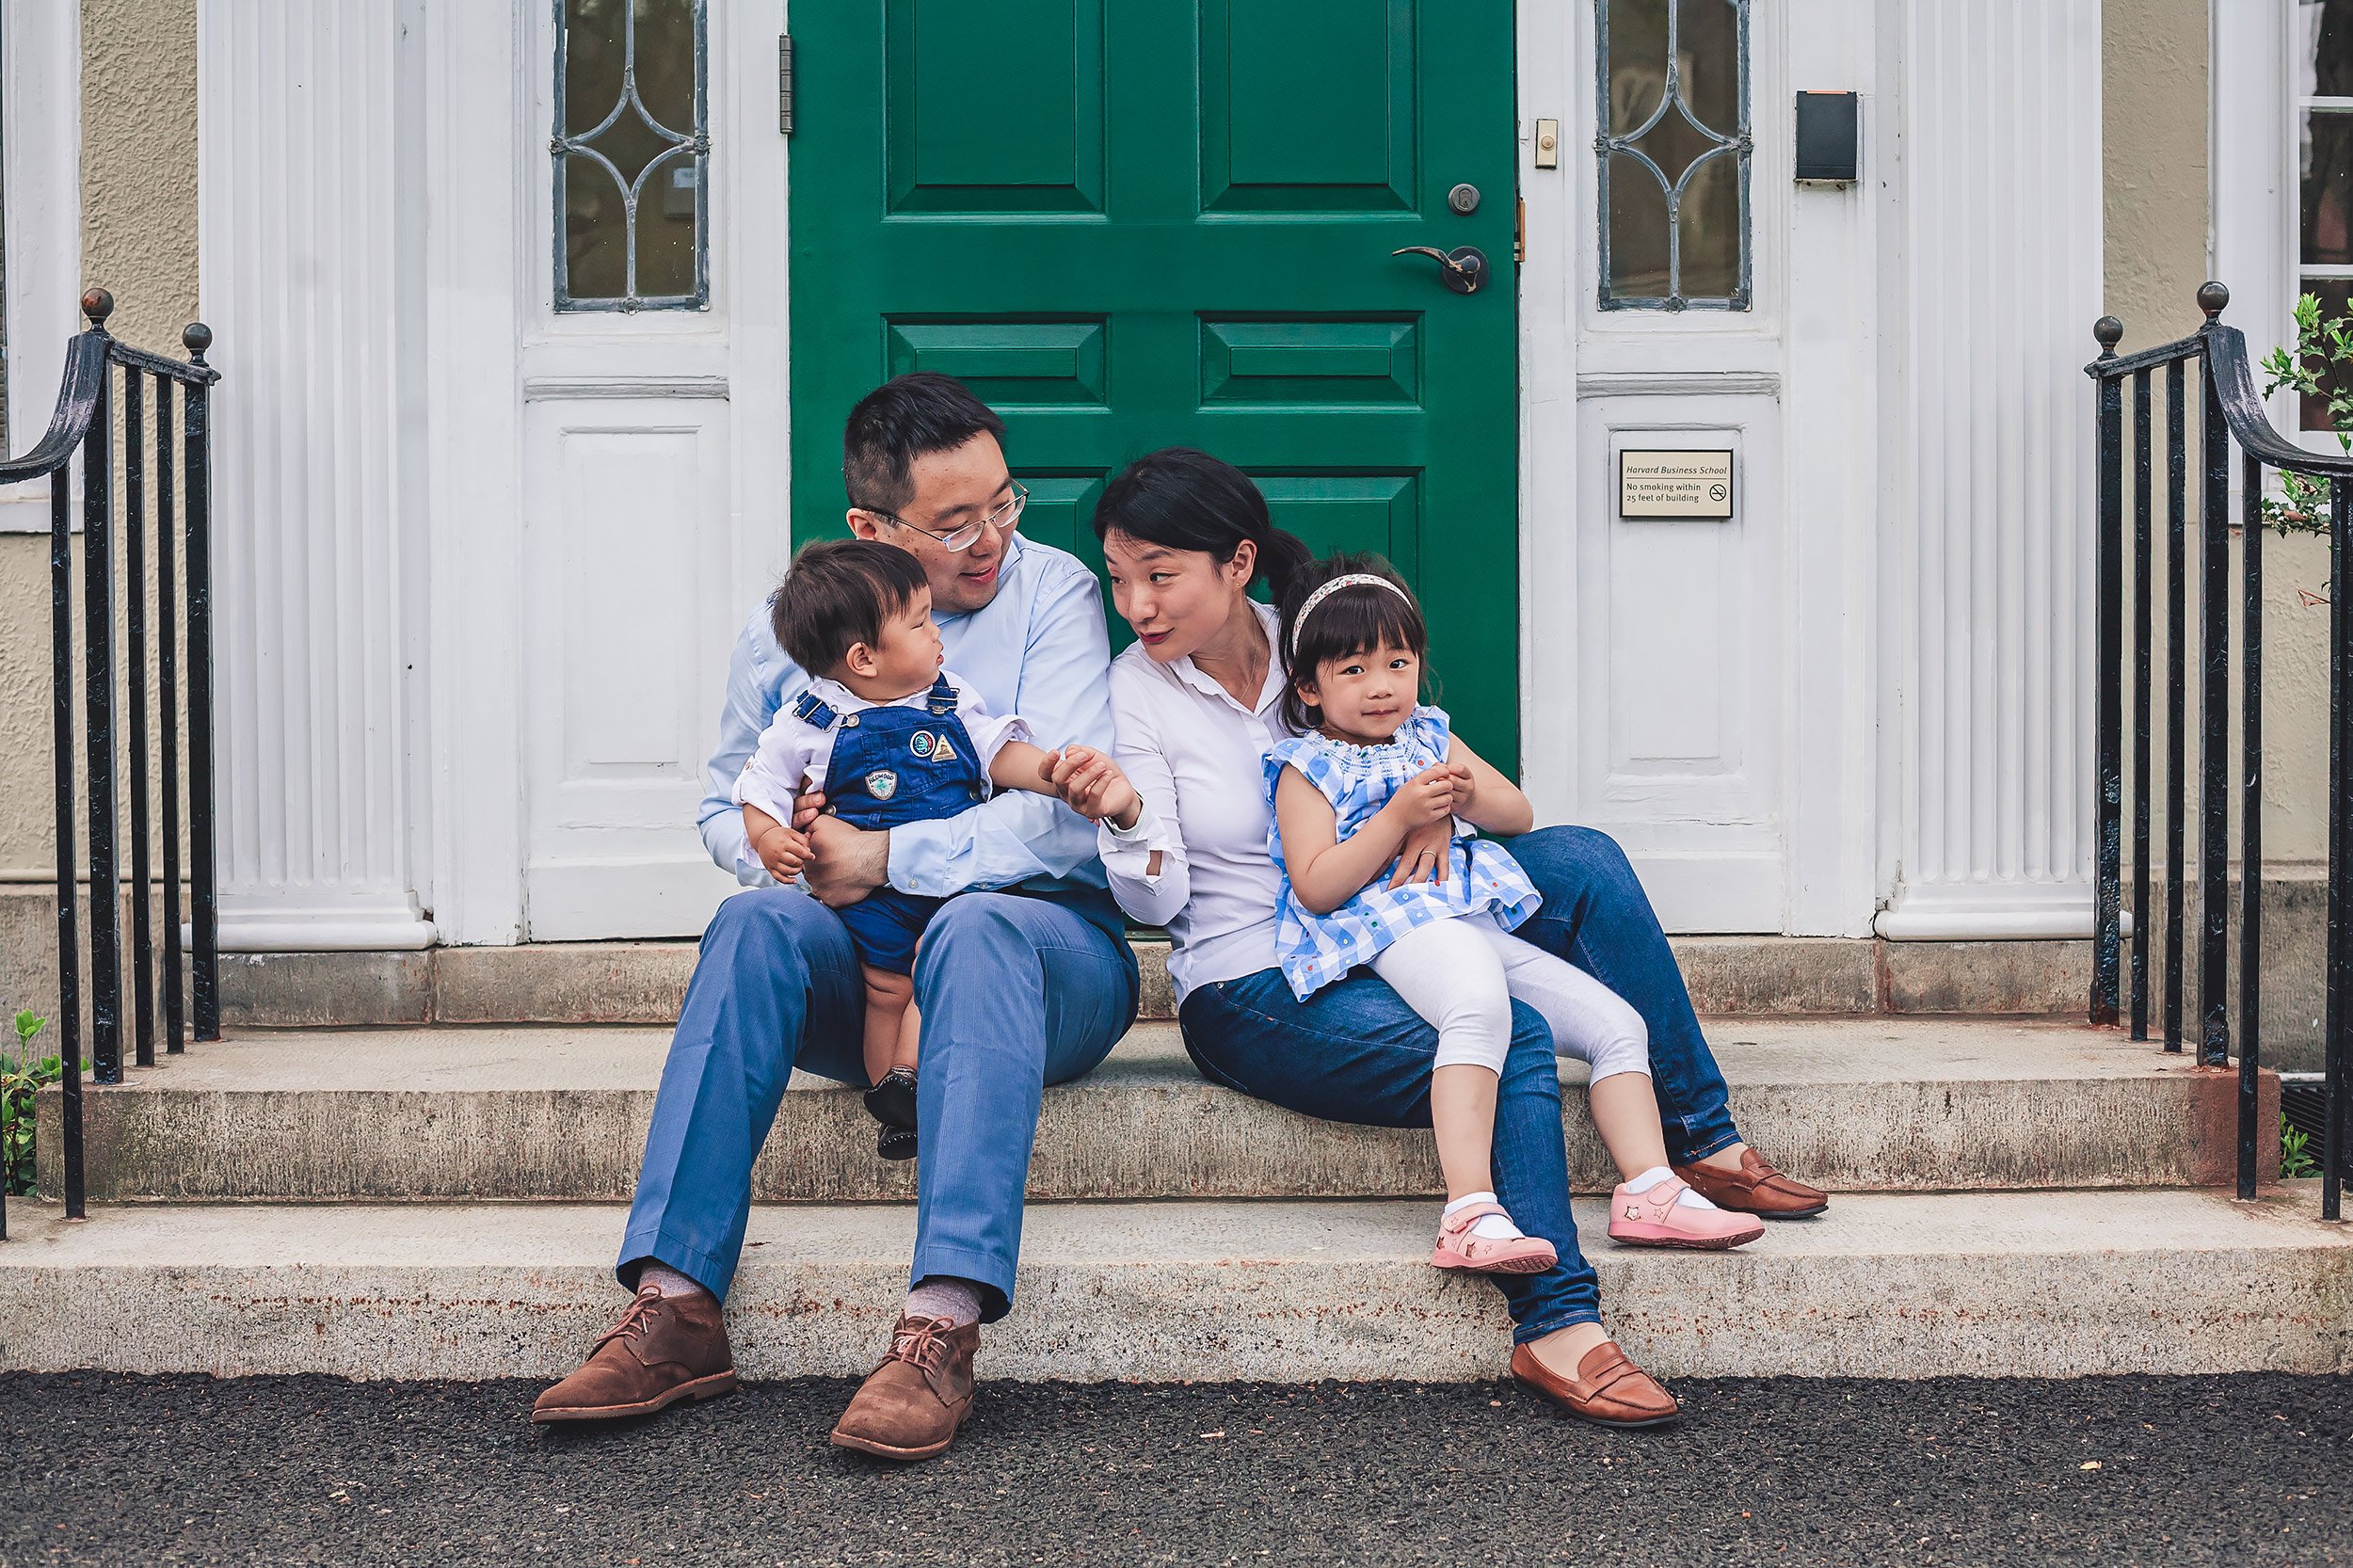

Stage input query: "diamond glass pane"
[
  {"left": 1597, "top": 0, "right": 1748, "bottom": 309},
  {"left": 555, "top": 0, "right": 707, "bottom": 310}
]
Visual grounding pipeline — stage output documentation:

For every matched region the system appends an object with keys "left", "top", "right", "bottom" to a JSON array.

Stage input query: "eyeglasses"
[{"left": 864, "top": 481, "right": 1029, "bottom": 553}]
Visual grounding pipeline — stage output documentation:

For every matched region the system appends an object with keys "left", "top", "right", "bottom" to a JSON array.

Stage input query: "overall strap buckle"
[
  {"left": 790, "top": 689, "right": 840, "bottom": 729},
  {"left": 923, "top": 675, "right": 958, "bottom": 717}
]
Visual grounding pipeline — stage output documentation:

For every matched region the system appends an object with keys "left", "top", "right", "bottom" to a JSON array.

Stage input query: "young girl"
[{"left": 1264, "top": 553, "right": 1763, "bottom": 1268}]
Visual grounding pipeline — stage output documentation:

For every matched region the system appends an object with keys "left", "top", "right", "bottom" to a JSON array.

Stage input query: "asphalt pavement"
[{"left": 0, "top": 1371, "right": 2345, "bottom": 1567}]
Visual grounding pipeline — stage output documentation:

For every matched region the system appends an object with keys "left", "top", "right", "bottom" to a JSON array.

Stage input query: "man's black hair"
[
  {"left": 842, "top": 373, "right": 1009, "bottom": 517},
  {"left": 770, "top": 537, "right": 932, "bottom": 676}
]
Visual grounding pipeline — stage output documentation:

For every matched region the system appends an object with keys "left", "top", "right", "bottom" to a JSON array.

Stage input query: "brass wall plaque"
[{"left": 1618, "top": 449, "right": 1736, "bottom": 519}]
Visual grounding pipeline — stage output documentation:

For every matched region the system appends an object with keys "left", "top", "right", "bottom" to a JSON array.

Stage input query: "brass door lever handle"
[{"left": 1392, "top": 245, "right": 1487, "bottom": 295}]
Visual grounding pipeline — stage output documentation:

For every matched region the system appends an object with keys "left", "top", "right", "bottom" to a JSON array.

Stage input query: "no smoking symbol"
[{"left": 1707, "top": 483, "right": 1728, "bottom": 503}]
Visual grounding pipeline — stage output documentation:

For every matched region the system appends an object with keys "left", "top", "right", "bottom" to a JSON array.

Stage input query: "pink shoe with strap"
[
  {"left": 1608, "top": 1175, "right": 1765, "bottom": 1250},
  {"left": 1430, "top": 1200, "right": 1559, "bottom": 1274}
]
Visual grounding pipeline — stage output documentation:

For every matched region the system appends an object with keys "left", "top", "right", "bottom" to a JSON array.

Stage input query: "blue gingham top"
[{"left": 1263, "top": 705, "right": 1543, "bottom": 1001}]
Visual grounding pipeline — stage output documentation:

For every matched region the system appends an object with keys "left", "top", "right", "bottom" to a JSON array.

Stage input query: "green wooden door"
[{"left": 790, "top": 1, "right": 1520, "bottom": 762}]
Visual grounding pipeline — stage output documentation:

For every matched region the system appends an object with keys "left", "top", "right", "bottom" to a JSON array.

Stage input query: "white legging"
[{"left": 1368, "top": 914, "right": 1651, "bottom": 1080}]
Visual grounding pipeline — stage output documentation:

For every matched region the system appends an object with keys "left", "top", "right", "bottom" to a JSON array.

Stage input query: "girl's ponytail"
[{"left": 1094, "top": 447, "right": 1312, "bottom": 595}]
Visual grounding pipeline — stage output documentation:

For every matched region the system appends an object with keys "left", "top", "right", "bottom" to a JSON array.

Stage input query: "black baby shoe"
[{"left": 864, "top": 1065, "right": 919, "bottom": 1162}]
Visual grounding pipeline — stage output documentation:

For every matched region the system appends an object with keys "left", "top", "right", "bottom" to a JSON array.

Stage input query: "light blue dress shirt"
[{"left": 697, "top": 534, "right": 1114, "bottom": 898}]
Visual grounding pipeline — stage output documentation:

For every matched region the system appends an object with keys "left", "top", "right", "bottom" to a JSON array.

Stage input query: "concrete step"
[
  {"left": 2, "top": 1188, "right": 2345, "bottom": 1381},
  {"left": 41, "top": 1018, "right": 2262, "bottom": 1203},
  {"left": 210, "top": 933, "right": 2091, "bottom": 1029}
]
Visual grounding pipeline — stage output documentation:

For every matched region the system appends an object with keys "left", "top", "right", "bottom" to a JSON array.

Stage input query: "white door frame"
[
  {"left": 420, "top": 0, "right": 790, "bottom": 945},
  {"left": 1517, "top": 0, "right": 1881, "bottom": 936}
]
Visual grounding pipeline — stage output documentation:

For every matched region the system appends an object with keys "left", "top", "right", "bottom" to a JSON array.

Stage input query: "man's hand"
[
  {"left": 1046, "top": 745, "right": 1143, "bottom": 831},
  {"left": 802, "top": 814, "right": 889, "bottom": 908},
  {"left": 1387, "top": 817, "right": 1452, "bottom": 888}
]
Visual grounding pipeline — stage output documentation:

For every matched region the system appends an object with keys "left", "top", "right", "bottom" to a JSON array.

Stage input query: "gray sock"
[
  {"left": 636, "top": 1262, "right": 710, "bottom": 1301},
  {"left": 904, "top": 1276, "right": 984, "bottom": 1328}
]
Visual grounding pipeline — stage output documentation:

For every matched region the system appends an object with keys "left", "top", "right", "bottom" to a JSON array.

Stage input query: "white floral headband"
[{"left": 1289, "top": 573, "right": 1414, "bottom": 661}]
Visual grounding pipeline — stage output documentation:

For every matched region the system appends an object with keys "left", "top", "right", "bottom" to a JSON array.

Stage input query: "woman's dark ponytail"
[{"left": 1093, "top": 447, "right": 1312, "bottom": 596}]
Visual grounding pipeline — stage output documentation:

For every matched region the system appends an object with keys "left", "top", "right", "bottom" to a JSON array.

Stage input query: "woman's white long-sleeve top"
[{"left": 1095, "top": 600, "right": 1292, "bottom": 1007}]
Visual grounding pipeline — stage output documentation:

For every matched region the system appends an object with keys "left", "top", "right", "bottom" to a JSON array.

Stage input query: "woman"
[{"left": 1051, "top": 448, "right": 1827, "bottom": 1428}]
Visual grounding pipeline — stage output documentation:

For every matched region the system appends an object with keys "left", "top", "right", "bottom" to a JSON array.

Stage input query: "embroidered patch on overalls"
[
  {"left": 866, "top": 769, "right": 900, "bottom": 801},
  {"left": 927, "top": 734, "right": 959, "bottom": 763}
]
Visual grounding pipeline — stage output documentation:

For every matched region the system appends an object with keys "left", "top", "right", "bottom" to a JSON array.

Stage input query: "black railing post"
[
  {"left": 2239, "top": 450, "right": 2264, "bottom": 1200},
  {"left": 184, "top": 324, "right": 219, "bottom": 1042},
  {"left": 2132, "top": 369, "right": 2154, "bottom": 1041},
  {"left": 2197, "top": 284, "right": 2232, "bottom": 1069},
  {"left": 49, "top": 428, "right": 85, "bottom": 1220},
  {"left": 79, "top": 292, "right": 122, "bottom": 1086},
  {"left": 124, "top": 366, "right": 154, "bottom": 1071},
  {"left": 2330, "top": 479, "right": 2351, "bottom": 1223},
  {"left": 2093, "top": 316, "right": 2124, "bottom": 1025},
  {"left": 2166, "top": 357, "right": 2189, "bottom": 1051},
  {"left": 156, "top": 375, "right": 184, "bottom": 1055}
]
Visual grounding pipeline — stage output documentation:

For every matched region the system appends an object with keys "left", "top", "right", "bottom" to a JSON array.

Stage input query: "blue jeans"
[
  {"left": 1180, "top": 970, "right": 1603, "bottom": 1342},
  {"left": 1176, "top": 824, "right": 1746, "bottom": 1344},
  {"left": 620, "top": 885, "right": 1138, "bottom": 1318},
  {"left": 1500, "top": 825, "right": 1742, "bottom": 1165}
]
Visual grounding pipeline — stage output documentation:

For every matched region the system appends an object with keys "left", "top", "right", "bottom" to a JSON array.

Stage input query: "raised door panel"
[
  {"left": 1200, "top": 0, "right": 1416, "bottom": 213},
  {"left": 1574, "top": 408, "right": 1785, "bottom": 931},
  {"left": 884, "top": 0, "right": 1105, "bottom": 215},
  {"left": 521, "top": 400, "right": 742, "bottom": 940}
]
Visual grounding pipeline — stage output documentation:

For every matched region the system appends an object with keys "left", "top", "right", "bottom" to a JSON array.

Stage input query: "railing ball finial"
[
  {"left": 80, "top": 288, "right": 114, "bottom": 329},
  {"left": 183, "top": 322, "right": 213, "bottom": 364},
  {"left": 2093, "top": 315, "right": 2123, "bottom": 357},
  {"left": 2198, "top": 280, "right": 2230, "bottom": 321}
]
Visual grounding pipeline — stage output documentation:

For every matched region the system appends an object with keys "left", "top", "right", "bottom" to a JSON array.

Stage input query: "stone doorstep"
[
  {"left": 39, "top": 1017, "right": 2273, "bottom": 1203},
  {"left": 0, "top": 1189, "right": 2345, "bottom": 1382},
  {"left": 212, "top": 935, "right": 2095, "bottom": 1030}
]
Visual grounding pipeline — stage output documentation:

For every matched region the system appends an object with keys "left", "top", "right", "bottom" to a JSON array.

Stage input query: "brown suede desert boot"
[
  {"left": 1510, "top": 1339, "right": 1681, "bottom": 1428},
  {"left": 532, "top": 1285, "right": 739, "bottom": 1423},
  {"left": 1672, "top": 1147, "right": 1830, "bottom": 1218},
  {"left": 830, "top": 1314, "right": 978, "bottom": 1461}
]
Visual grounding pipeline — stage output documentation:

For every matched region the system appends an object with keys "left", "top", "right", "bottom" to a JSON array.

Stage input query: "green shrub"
[
  {"left": 2259, "top": 293, "right": 2353, "bottom": 540},
  {"left": 2280, "top": 1116, "right": 2320, "bottom": 1180},
  {"left": 2, "top": 1010, "right": 63, "bottom": 1197}
]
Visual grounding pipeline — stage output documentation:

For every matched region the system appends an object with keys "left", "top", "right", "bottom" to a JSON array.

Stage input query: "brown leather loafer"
[
  {"left": 532, "top": 1284, "right": 739, "bottom": 1423},
  {"left": 830, "top": 1314, "right": 978, "bottom": 1461},
  {"left": 1510, "top": 1339, "right": 1680, "bottom": 1429},
  {"left": 1672, "top": 1147, "right": 1830, "bottom": 1218}
]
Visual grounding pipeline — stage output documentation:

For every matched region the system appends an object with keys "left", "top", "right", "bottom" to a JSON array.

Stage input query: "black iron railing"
[
  {"left": 2089, "top": 281, "right": 2347, "bottom": 1219},
  {"left": 0, "top": 290, "right": 220, "bottom": 1237}
]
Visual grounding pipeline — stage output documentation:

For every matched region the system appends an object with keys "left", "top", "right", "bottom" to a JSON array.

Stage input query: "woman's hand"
[{"left": 1047, "top": 745, "right": 1144, "bottom": 831}]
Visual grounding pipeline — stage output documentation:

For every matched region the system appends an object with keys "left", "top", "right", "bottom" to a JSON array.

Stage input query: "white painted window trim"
[
  {"left": 0, "top": 0, "right": 82, "bottom": 531},
  {"left": 2211, "top": 0, "right": 2299, "bottom": 440}
]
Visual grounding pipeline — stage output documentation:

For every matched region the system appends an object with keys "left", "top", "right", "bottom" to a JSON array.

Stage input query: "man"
[{"left": 534, "top": 374, "right": 1138, "bottom": 1461}]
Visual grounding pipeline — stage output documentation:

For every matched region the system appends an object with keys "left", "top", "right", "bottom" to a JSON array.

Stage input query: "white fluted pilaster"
[
  {"left": 1876, "top": 0, "right": 2105, "bottom": 939},
  {"left": 197, "top": 2, "right": 429, "bottom": 948}
]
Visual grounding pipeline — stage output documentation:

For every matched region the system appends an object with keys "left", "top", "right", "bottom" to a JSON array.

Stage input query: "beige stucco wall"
[
  {"left": 0, "top": 0, "right": 196, "bottom": 881},
  {"left": 2105, "top": 0, "right": 2332, "bottom": 868}
]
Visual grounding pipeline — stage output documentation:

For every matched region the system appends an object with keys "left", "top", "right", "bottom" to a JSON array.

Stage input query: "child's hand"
[
  {"left": 1442, "top": 760, "right": 1476, "bottom": 811},
  {"left": 752, "top": 820, "right": 813, "bottom": 882},
  {"left": 1385, "top": 765, "right": 1457, "bottom": 828}
]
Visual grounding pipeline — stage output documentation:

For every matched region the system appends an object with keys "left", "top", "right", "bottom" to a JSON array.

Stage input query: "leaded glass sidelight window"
[
  {"left": 554, "top": 0, "right": 709, "bottom": 312},
  {"left": 2298, "top": 0, "right": 2353, "bottom": 426},
  {"left": 1596, "top": 0, "right": 1752, "bottom": 312}
]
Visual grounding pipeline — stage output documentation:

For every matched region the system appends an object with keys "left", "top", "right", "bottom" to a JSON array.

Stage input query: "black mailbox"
[{"left": 1795, "top": 91, "right": 1860, "bottom": 184}]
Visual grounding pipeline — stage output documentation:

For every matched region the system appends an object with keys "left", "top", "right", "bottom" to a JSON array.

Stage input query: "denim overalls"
[{"left": 792, "top": 673, "right": 988, "bottom": 972}]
